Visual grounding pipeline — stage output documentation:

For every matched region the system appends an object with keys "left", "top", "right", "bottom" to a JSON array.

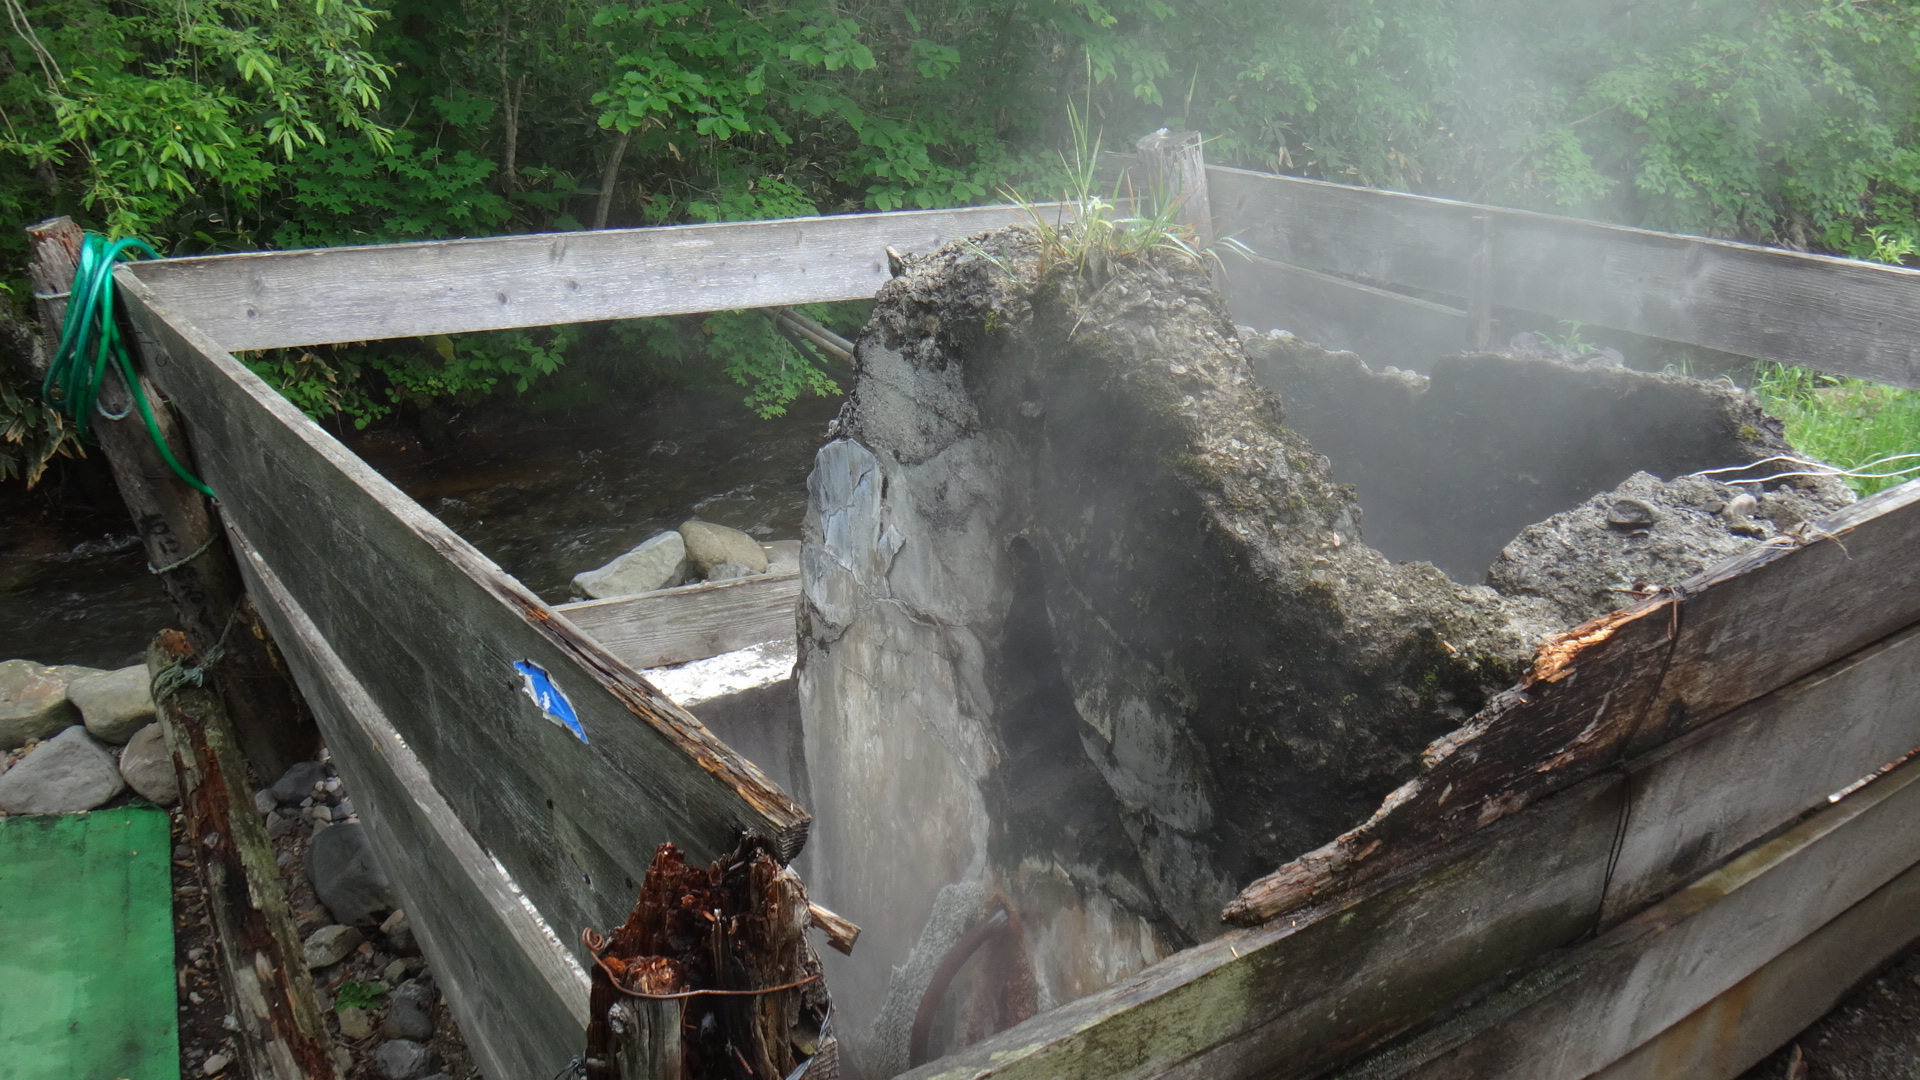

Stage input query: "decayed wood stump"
[{"left": 582, "top": 837, "right": 836, "bottom": 1080}]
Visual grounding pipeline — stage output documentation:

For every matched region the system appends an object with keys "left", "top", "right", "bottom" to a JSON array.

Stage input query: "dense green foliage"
[
  {"left": 1753, "top": 363, "right": 1920, "bottom": 496},
  {"left": 5, "top": 0, "right": 1920, "bottom": 475}
]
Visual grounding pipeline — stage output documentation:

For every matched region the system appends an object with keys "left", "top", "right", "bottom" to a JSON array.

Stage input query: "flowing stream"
[{"left": 0, "top": 389, "right": 838, "bottom": 668}]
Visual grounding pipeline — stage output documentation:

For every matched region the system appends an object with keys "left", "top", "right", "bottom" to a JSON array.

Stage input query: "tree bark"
[{"left": 594, "top": 129, "right": 633, "bottom": 230}]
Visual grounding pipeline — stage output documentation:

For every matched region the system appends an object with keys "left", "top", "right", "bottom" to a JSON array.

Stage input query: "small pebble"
[
  {"left": 384, "top": 959, "right": 409, "bottom": 984},
  {"left": 188, "top": 991, "right": 204, "bottom": 1004},
  {"left": 201, "top": 1052, "right": 230, "bottom": 1076},
  {"left": 252, "top": 790, "right": 276, "bottom": 816},
  {"left": 337, "top": 1004, "right": 375, "bottom": 1041},
  {"left": 308, "top": 804, "right": 333, "bottom": 824},
  {"left": 1606, "top": 498, "right": 1659, "bottom": 529},
  {"left": 187, "top": 947, "right": 207, "bottom": 963},
  {"left": 222, "top": 1013, "right": 239, "bottom": 1032}
]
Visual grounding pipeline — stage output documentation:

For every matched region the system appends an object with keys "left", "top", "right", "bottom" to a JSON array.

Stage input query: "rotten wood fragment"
[
  {"left": 149, "top": 628, "right": 339, "bottom": 1080},
  {"left": 582, "top": 838, "right": 836, "bottom": 1080},
  {"left": 805, "top": 899, "right": 860, "bottom": 956}
]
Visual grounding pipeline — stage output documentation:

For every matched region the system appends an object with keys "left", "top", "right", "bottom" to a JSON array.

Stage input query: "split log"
[
  {"left": 149, "top": 629, "right": 340, "bottom": 1080},
  {"left": 26, "top": 217, "right": 319, "bottom": 780},
  {"left": 582, "top": 837, "right": 843, "bottom": 1080}
]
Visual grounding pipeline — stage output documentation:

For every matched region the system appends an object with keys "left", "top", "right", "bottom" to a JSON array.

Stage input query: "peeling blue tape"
[{"left": 514, "top": 660, "right": 588, "bottom": 743}]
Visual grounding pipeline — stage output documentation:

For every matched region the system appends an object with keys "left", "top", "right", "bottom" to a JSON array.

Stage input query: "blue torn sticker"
[{"left": 514, "top": 660, "right": 588, "bottom": 743}]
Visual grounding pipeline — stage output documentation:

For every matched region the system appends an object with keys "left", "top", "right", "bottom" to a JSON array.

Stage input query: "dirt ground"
[{"left": 1740, "top": 939, "right": 1920, "bottom": 1080}]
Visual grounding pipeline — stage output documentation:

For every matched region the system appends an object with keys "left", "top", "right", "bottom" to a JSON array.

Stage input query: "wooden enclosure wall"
[
  {"left": 113, "top": 201, "right": 1054, "bottom": 1080},
  {"left": 1196, "top": 163, "right": 1920, "bottom": 389},
  {"left": 115, "top": 177, "right": 1920, "bottom": 1080}
]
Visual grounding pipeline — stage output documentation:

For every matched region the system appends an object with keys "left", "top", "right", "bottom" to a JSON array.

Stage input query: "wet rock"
[
  {"left": 0, "top": 659, "right": 81, "bottom": 750},
  {"left": 270, "top": 760, "right": 327, "bottom": 805},
  {"left": 66, "top": 665, "right": 155, "bottom": 744},
  {"left": 302, "top": 923, "right": 363, "bottom": 968},
  {"left": 1487, "top": 470, "right": 1853, "bottom": 635},
  {"left": 571, "top": 530, "right": 688, "bottom": 598},
  {"left": 308, "top": 822, "right": 396, "bottom": 925},
  {"left": 0, "top": 725, "right": 125, "bottom": 812},
  {"left": 679, "top": 519, "right": 768, "bottom": 576},
  {"left": 381, "top": 997, "right": 433, "bottom": 1041},
  {"left": 1605, "top": 497, "right": 1659, "bottom": 530},
  {"left": 373, "top": 1038, "right": 437, "bottom": 1080},
  {"left": 336, "top": 1005, "right": 375, "bottom": 1041},
  {"left": 764, "top": 539, "right": 802, "bottom": 575},
  {"left": 118, "top": 722, "right": 179, "bottom": 805},
  {"left": 380, "top": 909, "right": 419, "bottom": 956}
]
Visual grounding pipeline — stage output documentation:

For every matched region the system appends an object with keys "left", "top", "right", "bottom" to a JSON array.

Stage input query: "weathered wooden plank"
[
  {"left": 1219, "top": 250, "right": 1469, "bottom": 370},
  {"left": 1592, "top": 856, "right": 1920, "bottom": 1080},
  {"left": 1227, "top": 478, "right": 1920, "bottom": 927},
  {"left": 1636, "top": 478, "right": 1920, "bottom": 750},
  {"left": 1207, "top": 165, "right": 1920, "bottom": 388},
  {"left": 124, "top": 204, "right": 1066, "bottom": 351},
  {"left": 151, "top": 629, "right": 340, "bottom": 1080},
  {"left": 894, "top": 772, "right": 1625, "bottom": 1080},
  {"left": 117, "top": 274, "right": 807, "bottom": 970},
  {"left": 555, "top": 571, "right": 800, "bottom": 671},
  {"left": 1342, "top": 726, "right": 1920, "bottom": 1079},
  {"left": 232, "top": 533, "right": 592, "bottom": 1080},
  {"left": 1604, "top": 620, "right": 1920, "bottom": 921}
]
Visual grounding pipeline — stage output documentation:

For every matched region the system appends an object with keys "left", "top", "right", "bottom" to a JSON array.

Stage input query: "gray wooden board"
[
  {"left": 118, "top": 275, "right": 807, "bottom": 964},
  {"left": 233, "top": 531, "right": 591, "bottom": 1080},
  {"left": 1218, "top": 250, "right": 1469, "bottom": 370},
  {"left": 1207, "top": 165, "right": 1920, "bottom": 388},
  {"left": 1639, "top": 477, "right": 1920, "bottom": 750},
  {"left": 554, "top": 570, "right": 800, "bottom": 670},
  {"left": 1592, "top": 856, "right": 1920, "bottom": 1080},
  {"left": 893, "top": 772, "right": 1626, "bottom": 1080},
  {"left": 125, "top": 204, "right": 1066, "bottom": 352},
  {"left": 1344, "top": 736, "right": 1920, "bottom": 1079},
  {"left": 1604, "top": 621, "right": 1920, "bottom": 921}
]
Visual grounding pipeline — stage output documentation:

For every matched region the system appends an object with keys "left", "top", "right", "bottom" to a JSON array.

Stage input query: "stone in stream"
[
  {"left": 66, "top": 665, "right": 156, "bottom": 744},
  {"left": 571, "top": 529, "right": 689, "bottom": 598},
  {"left": 0, "top": 725, "right": 126, "bottom": 812},
  {"left": 764, "top": 539, "right": 801, "bottom": 575},
  {"left": 308, "top": 822, "right": 397, "bottom": 925},
  {"left": 118, "top": 722, "right": 179, "bottom": 805},
  {"left": 0, "top": 659, "right": 85, "bottom": 750},
  {"left": 302, "top": 923, "right": 363, "bottom": 968},
  {"left": 270, "top": 759, "right": 327, "bottom": 805},
  {"left": 679, "top": 519, "right": 768, "bottom": 577}
]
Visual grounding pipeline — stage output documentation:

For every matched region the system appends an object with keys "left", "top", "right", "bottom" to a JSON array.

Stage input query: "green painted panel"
[{"left": 0, "top": 808, "right": 179, "bottom": 1080}]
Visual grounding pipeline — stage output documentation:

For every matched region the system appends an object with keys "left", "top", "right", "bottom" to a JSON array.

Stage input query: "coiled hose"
[{"left": 41, "top": 232, "right": 214, "bottom": 498}]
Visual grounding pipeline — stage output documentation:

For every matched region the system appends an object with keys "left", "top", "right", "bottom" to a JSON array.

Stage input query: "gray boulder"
[
  {"left": 705, "top": 560, "right": 753, "bottom": 581},
  {"left": 763, "top": 539, "right": 802, "bottom": 576},
  {"left": 302, "top": 923, "right": 363, "bottom": 968},
  {"left": 118, "top": 723, "right": 179, "bottom": 805},
  {"left": 680, "top": 519, "right": 768, "bottom": 577},
  {"left": 571, "top": 530, "right": 688, "bottom": 598},
  {"left": 372, "top": 1039, "right": 437, "bottom": 1080},
  {"left": 67, "top": 665, "right": 156, "bottom": 744},
  {"left": 0, "top": 659, "right": 82, "bottom": 750},
  {"left": 270, "top": 759, "right": 327, "bottom": 805},
  {"left": 0, "top": 725, "right": 126, "bottom": 812},
  {"left": 381, "top": 995, "right": 433, "bottom": 1041},
  {"left": 308, "top": 822, "right": 396, "bottom": 925}
]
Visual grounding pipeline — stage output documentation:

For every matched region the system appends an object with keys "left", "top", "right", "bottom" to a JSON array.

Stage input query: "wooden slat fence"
[{"left": 109, "top": 173, "right": 1920, "bottom": 1080}]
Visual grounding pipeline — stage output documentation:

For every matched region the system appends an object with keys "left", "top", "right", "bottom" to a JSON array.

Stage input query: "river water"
[{"left": 0, "top": 389, "right": 839, "bottom": 668}]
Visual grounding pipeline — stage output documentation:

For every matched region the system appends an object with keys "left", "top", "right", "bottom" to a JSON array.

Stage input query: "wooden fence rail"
[{"left": 101, "top": 171, "right": 1920, "bottom": 1080}]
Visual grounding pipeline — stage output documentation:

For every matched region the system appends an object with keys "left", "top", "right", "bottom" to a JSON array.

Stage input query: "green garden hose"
[{"left": 41, "top": 233, "right": 214, "bottom": 498}]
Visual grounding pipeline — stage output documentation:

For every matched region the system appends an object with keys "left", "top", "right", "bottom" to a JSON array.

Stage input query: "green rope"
[{"left": 41, "top": 233, "right": 215, "bottom": 499}]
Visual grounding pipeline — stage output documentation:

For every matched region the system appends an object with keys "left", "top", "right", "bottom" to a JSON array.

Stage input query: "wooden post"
[
  {"left": 26, "top": 216, "right": 320, "bottom": 781},
  {"left": 1466, "top": 213, "right": 1495, "bottom": 349},
  {"left": 1135, "top": 129, "right": 1214, "bottom": 249},
  {"left": 150, "top": 629, "right": 342, "bottom": 1080}
]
